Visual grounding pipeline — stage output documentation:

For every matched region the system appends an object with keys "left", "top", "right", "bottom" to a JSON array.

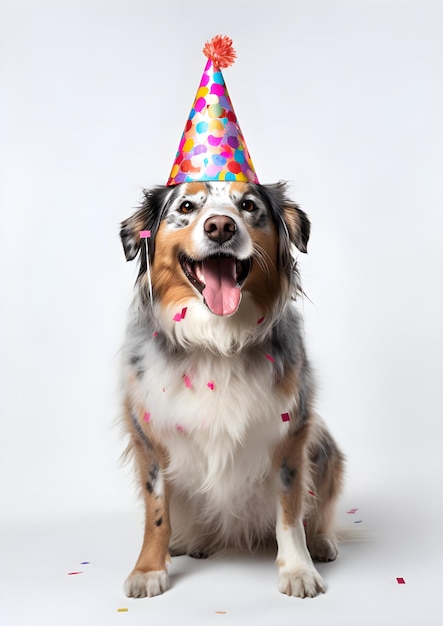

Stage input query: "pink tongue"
[{"left": 202, "top": 257, "right": 241, "bottom": 316}]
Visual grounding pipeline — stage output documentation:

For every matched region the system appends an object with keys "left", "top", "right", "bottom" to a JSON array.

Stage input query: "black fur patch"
[
  {"left": 310, "top": 432, "right": 337, "bottom": 483},
  {"left": 130, "top": 411, "right": 153, "bottom": 452},
  {"left": 280, "top": 457, "right": 297, "bottom": 491}
]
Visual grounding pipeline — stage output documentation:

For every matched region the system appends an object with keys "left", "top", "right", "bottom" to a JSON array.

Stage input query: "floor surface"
[{"left": 1, "top": 487, "right": 440, "bottom": 626}]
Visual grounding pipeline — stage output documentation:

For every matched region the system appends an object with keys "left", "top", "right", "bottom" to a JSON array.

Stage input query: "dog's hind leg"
[
  {"left": 306, "top": 427, "right": 345, "bottom": 562},
  {"left": 123, "top": 403, "right": 172, "bottom": 598}
]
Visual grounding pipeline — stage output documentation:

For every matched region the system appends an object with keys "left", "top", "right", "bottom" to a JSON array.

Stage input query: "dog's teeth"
[{"left": 196, "top": 267, "right": 205, "bottom": 283}]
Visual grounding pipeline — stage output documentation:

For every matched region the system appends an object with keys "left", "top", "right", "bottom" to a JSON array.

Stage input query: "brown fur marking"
[
  {"left": 150, "top": 221, "right": 199, "bottom": 309},
  {"left": 244, "top": 225, "right": 282, "bottom": 315}
]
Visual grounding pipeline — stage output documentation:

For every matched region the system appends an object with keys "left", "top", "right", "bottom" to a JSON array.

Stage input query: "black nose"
[{"left": 204, "top": 215, "right": 237, "bottom": 245}]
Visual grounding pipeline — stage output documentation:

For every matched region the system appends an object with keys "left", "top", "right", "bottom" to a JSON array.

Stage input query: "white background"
[{"left": 1, "top": 1, "right": 442, "bottom": 624}]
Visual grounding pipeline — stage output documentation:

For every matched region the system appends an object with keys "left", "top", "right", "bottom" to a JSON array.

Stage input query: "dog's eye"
[
  {"left": 241, "top": 199, "right": 256, "bottom": 212},
  {"left": 179, "top": 201, "right": 195, "bottom": 214}
]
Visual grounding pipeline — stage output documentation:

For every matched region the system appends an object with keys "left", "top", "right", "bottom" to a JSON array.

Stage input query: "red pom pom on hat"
[{"left": 203, "top": 35, "right": 236, "bottom": 69}]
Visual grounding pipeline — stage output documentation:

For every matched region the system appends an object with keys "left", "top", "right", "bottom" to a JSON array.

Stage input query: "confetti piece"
[
  {"left": 153, "top": 331, "right": 158, "bottom": 337},
  {"left": 207, "top": 382, "right": 215, "bottom": 390},
  {"left": 354, "top": 520, "right": 363, "bottom": 524},
  {"left": 68, "top": 571, "right": 83, "bottom": 575},
  {"left": 257, "top": 316, "right": 265, "bottom": 324},
  {"left": 117, "top": 607, "right": 129, "bottom": 612},
  {"left": 173, "top": 307, "right": 188, "bottom": 322},
  {"left": 281, "top": 412, "right": 290, "bottom": 422},
  {"left": 139, "top": 230, "right": 151, "bottom": 238},
  {"left": 143, "top": 411, "right": 151, "bottom": 423},
  {"left": 183, "top": 375, "right": 192, "bottom": 389},
  {"left": 176, "top": 425, "right": 185, "bottom": 432},
  {"left": 215, "top": 611, "right": 227, "bottom": 615},
  {"left": 162, "top": 387, "right": 166, "bottom": 393},
  {"left": 396, "top": 577, "right": 406, "bottom": 584},
  {"left": 308, "top": 490, "right": 315, "bottom": 496},
  {"left": 80, "top": 562, "right": 90, "bottom": 565},
  {"left": 265, "top": 354, "right": 275, "bottom": 362},
  {"left": 347, "top": 508, "right": 359, "bottom": 514}
]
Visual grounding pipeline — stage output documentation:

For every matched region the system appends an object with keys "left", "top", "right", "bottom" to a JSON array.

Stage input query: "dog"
[{"left": 119, "top": 180, "right": 345, "bottom": 599}]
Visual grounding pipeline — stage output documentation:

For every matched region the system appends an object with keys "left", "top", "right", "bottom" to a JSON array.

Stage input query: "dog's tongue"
[{"left": 202, "top": 257, "right": 241, "bottom": 316}]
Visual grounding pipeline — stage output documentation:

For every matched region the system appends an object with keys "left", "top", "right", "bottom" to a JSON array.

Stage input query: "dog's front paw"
[
  {"left": 124, "top": 569, "right": 170, "bottom": 598},
  {"left": 278, "top": 566, "right": 325, "bottom": 598}
]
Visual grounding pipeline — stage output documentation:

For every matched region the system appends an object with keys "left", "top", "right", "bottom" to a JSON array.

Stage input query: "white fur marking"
[{"left": 124, "top": 570, "right": 170, "bottom": 598}]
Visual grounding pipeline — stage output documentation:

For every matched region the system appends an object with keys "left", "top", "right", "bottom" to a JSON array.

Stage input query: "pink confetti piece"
[
  {"left": 257, "top": 316, "right": 265, "bottom": 324},
  {"left": 207, "top": 382, "right": 215, "bottom": 390},
  {"left": 265, "top": 354, "right": 275, "bottom": 363},
  {"left": 396, "top": 577, "right": 406, "bottom": 584},
  {"left": 176, "top": 425, "right": 185, "bottom": 432},
  {"left": 139, "top": 230, "right": 151, "bottom": 238},
  {"left": 153, "top": 331, "right": 158, "bottom": 337},
  {"left": 143, "top": 411, "right": 151, "bottom": 423},
  {"left": 68, "top": 571, "right": 83, "bottom": 575},
  {"left": 183, "top": 374, "right": 192, "bottom": 389},
  {"left": 281, "top": 412, "right": 290, "bottom": 422},
  {"left": 173, "top": 307, "right": 188, "bottom": 322},
  {"left": 347, "top": 508, "right": 359, "bottom": 514},
  {"left": 308, "top": 490, "right": 315, "bottom": 496},
  {"left": 162, "top": 386, "right": 166, "bottom": 393}
]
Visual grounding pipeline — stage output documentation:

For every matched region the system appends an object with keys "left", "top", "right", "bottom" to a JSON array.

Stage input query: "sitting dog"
[{"left": 119, "top": 180, "right": 344, "bottom": 599}]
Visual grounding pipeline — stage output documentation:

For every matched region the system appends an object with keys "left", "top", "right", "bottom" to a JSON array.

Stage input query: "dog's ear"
[
  {"left": 282, "top": 202, "right": 310, "bottom": 253},
  {"left": 120, "top": 209, "right": 147, "bottom": 261},
  {"left": 256, "top": 182, "right": 311, "bottom": 253},
  {"left": 120, "top": 186, "right": 173, "bottom": 261}
]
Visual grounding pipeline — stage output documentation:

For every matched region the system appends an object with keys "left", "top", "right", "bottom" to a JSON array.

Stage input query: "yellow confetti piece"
[{"left": 117, "top": 608, "right": 128, "bottom": 612}]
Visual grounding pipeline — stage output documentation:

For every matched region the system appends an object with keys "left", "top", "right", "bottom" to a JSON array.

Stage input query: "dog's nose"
[{"left": 204, "top": 215, "right": 237, "bottom": 245}]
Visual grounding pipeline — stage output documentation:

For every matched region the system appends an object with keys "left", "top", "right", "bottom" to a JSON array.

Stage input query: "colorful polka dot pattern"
[{"left": 167, "top": 59, "right": 259, "bottom": 186}]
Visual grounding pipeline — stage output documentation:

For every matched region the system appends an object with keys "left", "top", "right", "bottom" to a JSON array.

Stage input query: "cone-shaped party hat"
[{"left": 167, "top": 35, "right": 259, "bottom": 186}]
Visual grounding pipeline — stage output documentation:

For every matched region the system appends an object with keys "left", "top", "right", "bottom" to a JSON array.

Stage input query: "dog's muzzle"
[{"left": 179, "top": 253, "right": 251, "bottom": 317}]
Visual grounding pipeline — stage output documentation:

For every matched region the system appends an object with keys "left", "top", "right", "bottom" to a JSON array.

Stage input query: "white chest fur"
[{"left": 126, "top": 345, "right": 293, "bottom": 527}]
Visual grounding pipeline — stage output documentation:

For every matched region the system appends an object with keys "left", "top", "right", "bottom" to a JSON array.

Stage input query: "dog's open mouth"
[{"left": 179, "top": 254, "right": 251, "bottom": 317}]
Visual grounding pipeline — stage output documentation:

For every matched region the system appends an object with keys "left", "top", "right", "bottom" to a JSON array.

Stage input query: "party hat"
[{"left": 167, "top": 35, "right": 259, "bottom": 186}]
